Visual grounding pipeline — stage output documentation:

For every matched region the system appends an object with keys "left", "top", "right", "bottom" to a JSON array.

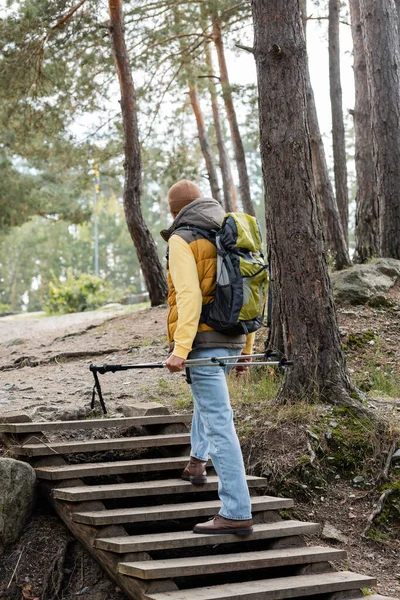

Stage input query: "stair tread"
[
  {"left": 9, "top": 433, "right": 191, "bottom": 456},
  {"left": 36, "top": 456, "right": 200, "bottom": 480},
  {"left": 72, "top": 496, "right": 293, "bottom": 525},
  {"left": 146, "top": 571, "right": 376, "bottom": 600},
  {"left": 366, "top": 596, "right": 399, "bottom": 600},
  {"left": 53, "top": 475, "right": 267, "bottom": 501},
  {"left": 118, "top": 545, "right": 346, "bottom": 579},
  {"left": 94, "top": 521, "right": 320, "bottom": 552},
  {"left": 0, "top": 414, "right": 192, "bottom": 433}
]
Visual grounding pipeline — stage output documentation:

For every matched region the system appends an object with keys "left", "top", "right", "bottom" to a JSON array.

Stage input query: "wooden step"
[
  {"left": 118, "top": 545, "right": 346, "bottom": 579},
  {"left": 0, "top": 414, "right": 192, "bottom": 434},
  {"left": 72, "top": 495, "right": 294, "bottom": 526},
  {"left": 146, "top": 571, "right": 376, "bottom": 600},
  {"left": 53, "top": 475, "right": 267, "bottom": 502},
  {"left": 36, "top": 456, "right": 205, "bottom": 481},
  {"left": 9, "top": 433, "right": 191, "bottom": 457},
  {"left": 94, "top": 520, "right": 320, "bottom": 553},
  {"left": 366, "top": 596, "right": 399, "bottom": 600}
]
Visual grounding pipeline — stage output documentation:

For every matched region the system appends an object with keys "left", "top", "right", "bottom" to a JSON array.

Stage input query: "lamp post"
[{"left": 93, "top": 164, "right": 100, "bottom": 276}]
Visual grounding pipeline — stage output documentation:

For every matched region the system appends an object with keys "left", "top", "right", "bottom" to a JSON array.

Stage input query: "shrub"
[{"left": 45, "top": 271, "right": 111, "bottom": 314}]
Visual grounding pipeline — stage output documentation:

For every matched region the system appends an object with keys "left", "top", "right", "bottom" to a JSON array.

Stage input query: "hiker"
[{"left": 161, "top": 179, "right": 255, "bottom": 536}]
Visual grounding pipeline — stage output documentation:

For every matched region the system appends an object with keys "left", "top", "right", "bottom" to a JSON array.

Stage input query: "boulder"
[
  {"left": 0, "top": 458, "right": 36, "bottom": 555},
  {"left": 331, "top": 258, "right": 400, "bottom": 305}
]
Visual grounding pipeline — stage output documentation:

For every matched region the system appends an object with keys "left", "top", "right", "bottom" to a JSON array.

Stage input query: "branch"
[
  {"left": 51, "top": 0, "right": 88, "bottom": 31},
  {"left": 306, "top": 16, "right": 350, "bottom": 26},
  {"left": 235, "top": 43, "right": 254, "bottom": 54},
  {"left": 362, "top": 489, "right": 393, "bottom": 538},
  {"left": 382, "top": 441, "right": 397, "bottom": 481}
]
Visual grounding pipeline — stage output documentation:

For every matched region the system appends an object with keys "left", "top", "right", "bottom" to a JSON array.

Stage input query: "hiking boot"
[
  {"left": 193, "top": 514, "right": 253, "bottom": 536},
  {"left": 181, "top": 456, "right": 207, "bottom": 485}
]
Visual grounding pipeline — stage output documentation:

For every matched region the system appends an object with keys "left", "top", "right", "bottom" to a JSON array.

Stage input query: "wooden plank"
[
  {"left": 366, "top": 596, "right": 399, "bottom": 600},
  {"left": 8, "top": 433, "right": 192, "bottom": 457},
  {"left": 94, "top": 520, "right": 320, "bottom": 553},
  {"left": 146, "top": 572, "right": 377, "bottom": 600},
  {"left": 119, "top": 546, "right": 346, "bottom": 579},
  {"left": 35, "top": 456, "right": 199, "bottom": 480},
  {"left": 53, "top": 475, "right": 267, "bottom": 502},
  {"left": 0, "top": 414, "right": 192, "bottom": 434},
  {"left": 73, "top": 495, "right": 294, "bottom": 526}
]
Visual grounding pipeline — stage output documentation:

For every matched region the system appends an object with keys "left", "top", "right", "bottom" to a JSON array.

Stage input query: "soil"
[{"left": 0, "top": 299, "right": 399, "bottom": 598}]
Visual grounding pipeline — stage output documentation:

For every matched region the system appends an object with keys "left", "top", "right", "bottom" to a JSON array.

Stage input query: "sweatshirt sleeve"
[
  {"left": 243, "top": 332, "right": 255, "bottom": 355},
  {"left": 168, "top": 234, "right": 202, "bottom": 359}
]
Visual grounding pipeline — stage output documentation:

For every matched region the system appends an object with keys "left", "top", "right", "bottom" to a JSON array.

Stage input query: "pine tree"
[{"left": 252, "top": 0, "right": 369, "bottom": 413}]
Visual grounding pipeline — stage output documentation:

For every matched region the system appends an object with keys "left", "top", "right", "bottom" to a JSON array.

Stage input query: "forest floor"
[{"left": 0, "top": 295, "right": 399, "bottom": 599}]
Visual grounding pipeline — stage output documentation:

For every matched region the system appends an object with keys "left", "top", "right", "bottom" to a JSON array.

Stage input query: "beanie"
[{"left": 167, "top": 180, "right": 202, "bottom": 214}]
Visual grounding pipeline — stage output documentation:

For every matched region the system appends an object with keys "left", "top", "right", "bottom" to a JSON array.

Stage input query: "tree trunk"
[
  {"left": 252, "top": 0, "right": 368, "bottom": 413},
  {"left": 302, "top": 1, "right": 351, "bottom": 271},
  {"left": 329, "top": 0, "right": 349, "bottom": 242},
  {"left": 108, "top": 0, "right": 168, "bottom": 306},
  {"left": 212, "top": 19, "right": 255, "bottom": 216},
  {"left": 205, "top": 43, "right": 236, "bottom": 212},
  {"left": 349, "top": 0, "right": 379, "bottom": 263},
  {"left": 188, "top": 82, "right": 222, "bottom": 204},
  {"left": 360, "top": 0, "right": 400, "bottom": 259}
]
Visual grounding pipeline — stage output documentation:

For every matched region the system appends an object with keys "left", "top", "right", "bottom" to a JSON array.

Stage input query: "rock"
[
  {"left": 321, "top": 522, "right": 349, "bottom": 544},
  {"left": 392, "top": 449, "right": 400, "bottom": 462},
  {"left": 0, "top": 458, "right": 36, "bottom": 555},
  {"left": 353, "top": 475, "right": 365, "bottom": 484},
  {"left": 2, "top": 338, "right": 26, "bottom": 348},
  {"left": 331, "top": 258, "right": 400, "bottom": 305}
]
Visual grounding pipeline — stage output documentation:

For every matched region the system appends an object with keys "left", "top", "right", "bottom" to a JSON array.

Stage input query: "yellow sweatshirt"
[{"left": 169, "top": 234, "right": 255, "bottom": 359}]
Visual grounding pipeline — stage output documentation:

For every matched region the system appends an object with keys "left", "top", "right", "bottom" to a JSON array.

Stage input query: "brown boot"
[
  {"left": 181, "top": 456, "right": 207, "bottom": 485},
  {"left": 193, "top": 514, "right": 253, "bottom": 536}
]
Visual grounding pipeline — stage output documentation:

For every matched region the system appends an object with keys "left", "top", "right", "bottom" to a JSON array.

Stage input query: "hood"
[{"left": 161, "top": 197, "right": 225, "bottom": 242}]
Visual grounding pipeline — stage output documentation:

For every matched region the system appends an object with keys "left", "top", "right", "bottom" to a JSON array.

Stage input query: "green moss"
[
  {"left": 345, "top": 329, "right": 375, "bottom": 350},
  {"left": 320, "top": 407, "right": 379, "bottom": 475}
]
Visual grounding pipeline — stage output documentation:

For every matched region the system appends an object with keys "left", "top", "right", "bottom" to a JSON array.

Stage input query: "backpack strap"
[{"left": 173, "top": 224, "right": 218, "bottom": 244}]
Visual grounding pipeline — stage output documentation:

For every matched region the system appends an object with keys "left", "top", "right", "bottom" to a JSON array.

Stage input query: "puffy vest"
[{"left": 167, "top": 228, "right": 216, "bottom": 345}]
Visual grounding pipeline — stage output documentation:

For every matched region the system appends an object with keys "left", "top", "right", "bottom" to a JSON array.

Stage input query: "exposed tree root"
[
  {"left": 41, "top": 538, "right": 70, "bottom": 600},
  {"left": 362, "top": 489, "right": 393, "bottom": 538},
  {"left": 0, "top": 349, "right": 124, "bottom": 371}
]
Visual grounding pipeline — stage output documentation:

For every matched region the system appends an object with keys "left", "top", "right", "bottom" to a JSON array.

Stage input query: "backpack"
[{"left": 176, "top": 212, "right": 269, "bottom": 336}]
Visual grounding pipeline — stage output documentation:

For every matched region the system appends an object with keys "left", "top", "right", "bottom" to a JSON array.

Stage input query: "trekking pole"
[{"left": 89, "top": 351, "right": 293, "bottom": 415}]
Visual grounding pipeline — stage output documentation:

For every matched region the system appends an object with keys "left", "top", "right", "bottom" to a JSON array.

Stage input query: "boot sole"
[
  {"left": 181, "top": 475, "right": 207, "bottom": 485},
  {"left": 193, "top": 527, "right": 253, "bottom": 536}
]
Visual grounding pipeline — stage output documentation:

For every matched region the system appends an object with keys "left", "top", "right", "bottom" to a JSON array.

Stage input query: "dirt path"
[{"left": 0, "top": 305, "right": 179, "bottom": 419}]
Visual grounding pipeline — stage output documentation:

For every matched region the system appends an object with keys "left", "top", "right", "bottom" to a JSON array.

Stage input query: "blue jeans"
[{"left": 187, "top": 347, "right": 252, "bottom": 520}]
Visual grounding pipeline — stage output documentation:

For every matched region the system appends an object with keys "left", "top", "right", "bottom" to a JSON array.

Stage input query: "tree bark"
[
  {"left": 349, "top": 0, "right": 379, "bottom": 263},
  {"left": 205, "top": 42, "right": 236, "bottom": 212},
  {"left": 188, "top": 82, "right": 222, "bottom": 204},
  {"left": 212, "top": 18, "right": 255, "bottom": 216},
  {"left": 108, "top": 0, "right": 168, "bottom": 306},
  {"left": 359, "top": 0, "right": 400, "bottom": 259},
  {"left": 329, "top": 0, "right": 349, "bottom": 243},
  {"left": 302, "top": 1, "right": 351, "bottom": 271},
  {"left": 252, "top": 0, "right": 368, "bottom": 413}
]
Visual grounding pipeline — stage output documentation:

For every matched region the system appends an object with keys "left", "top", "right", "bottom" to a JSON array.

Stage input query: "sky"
[{"left": 227, "top": 14, "right": 355, "bottom": 167}]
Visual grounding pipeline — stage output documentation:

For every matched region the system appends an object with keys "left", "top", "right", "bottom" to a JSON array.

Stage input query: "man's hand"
[
  {"left": 166, "top": 354, "right": 186, "bottom": 373},
  {"left": 235, "top": 354, "right": 252, "bottom": 377}
]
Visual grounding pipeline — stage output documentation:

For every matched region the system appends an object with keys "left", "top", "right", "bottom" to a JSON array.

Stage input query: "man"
[{"left": 161, "top": 179, "right": 255, "bottom": 535}]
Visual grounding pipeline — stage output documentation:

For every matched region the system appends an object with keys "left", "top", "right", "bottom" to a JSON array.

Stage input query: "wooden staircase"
[{"left": 0, "top": 406, "right": 395, "bottom": 600}]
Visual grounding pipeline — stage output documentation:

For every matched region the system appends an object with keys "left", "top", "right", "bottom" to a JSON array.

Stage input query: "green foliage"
[
  {"left": 317, "top": 407, "right": 381, "bottom": 475},
  {"left": 45, "top": 270, "right": 110, "bottom": 314}
]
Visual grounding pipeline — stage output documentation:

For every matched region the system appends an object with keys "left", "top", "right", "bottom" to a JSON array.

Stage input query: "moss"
[
  {"left": 345, "top": 329, "right": 376, "bottom": 350},
  {"left": 375, "top": 480, "right": 400, "bottom": 525},
  {"left": 319, "top": 407, "right": 379, "bottom": 476}
]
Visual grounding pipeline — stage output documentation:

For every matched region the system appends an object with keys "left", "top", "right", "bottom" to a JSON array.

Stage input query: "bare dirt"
[{"left": 0, "top": 300, "right": 399, "bottom": 598}]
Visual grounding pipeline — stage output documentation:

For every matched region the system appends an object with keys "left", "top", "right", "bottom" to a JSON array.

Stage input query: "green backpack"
[{"left": 177, "top": 212, "right": 269, "bottom": 335}]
